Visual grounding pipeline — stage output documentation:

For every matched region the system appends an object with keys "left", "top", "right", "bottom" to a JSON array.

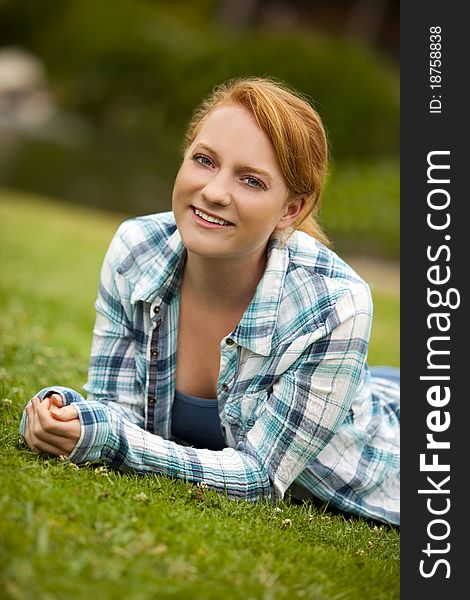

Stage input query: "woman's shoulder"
[
  {"left": 270, "top": 232, "right": 373, "bottom": 337},
  {"left": 285, "top": 231, "right": 370, "bottom": 294},
  {"left": 260, "top": 232, "right": 372, "bottom": 345},
  {"left": 261, "top": 233, "right": 374, "bottom": 358}
]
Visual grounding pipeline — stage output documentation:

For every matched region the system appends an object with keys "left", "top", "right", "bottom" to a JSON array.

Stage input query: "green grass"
[
  {"left": 0, "top": 190, "right": 399, "bottom": 600},
  {"left": 368, "top": 292, "right": 400, "bottom": 368}
]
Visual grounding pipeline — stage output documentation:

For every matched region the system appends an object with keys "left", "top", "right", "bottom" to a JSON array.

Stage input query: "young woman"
[{"left": 21, "top": 77, "right": 400, "bottom": 525}]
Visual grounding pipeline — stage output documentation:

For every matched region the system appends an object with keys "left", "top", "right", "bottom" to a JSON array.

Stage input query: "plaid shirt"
[{"left": 21, "top": 212, "right": 399, "bottom": 524}]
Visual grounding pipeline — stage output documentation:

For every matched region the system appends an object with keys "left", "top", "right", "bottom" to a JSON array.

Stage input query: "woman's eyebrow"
[
  {"left": 194, "top": 142, "right": 218, "bottom": 156},
  {"left": 237, "top": 164, "right": 272, "bottom": 182},
  {"left": 195, "top": 142, "right": 273, "bottom": 182}
]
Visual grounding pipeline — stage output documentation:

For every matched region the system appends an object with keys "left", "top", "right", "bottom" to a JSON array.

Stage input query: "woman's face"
[{"left": 172, "top": 104, "right": 302, "bottom": 262}]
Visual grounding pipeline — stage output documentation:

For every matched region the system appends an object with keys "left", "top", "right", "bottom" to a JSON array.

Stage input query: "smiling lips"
[{"left": 192, "top": 207, "right": 234, "bottom": 227}]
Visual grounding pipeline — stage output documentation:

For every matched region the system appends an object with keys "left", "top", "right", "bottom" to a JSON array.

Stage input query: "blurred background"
[{"left": 0, "top": 0, "right": 399, "bottom": 258}]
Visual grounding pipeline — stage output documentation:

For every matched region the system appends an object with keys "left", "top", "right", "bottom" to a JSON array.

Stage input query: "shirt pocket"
[{"left": 223, "top": 390, "right": 268, "bottom": 438}]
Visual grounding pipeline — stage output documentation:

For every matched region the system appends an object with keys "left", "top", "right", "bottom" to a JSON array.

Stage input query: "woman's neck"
[{"left": 181, "top": 250, "right": 267, "bottom": 314}]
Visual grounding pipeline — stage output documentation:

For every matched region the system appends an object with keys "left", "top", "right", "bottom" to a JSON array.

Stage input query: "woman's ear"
[{"left": 275, "top": 195, "right": 307, "bottom": 231}]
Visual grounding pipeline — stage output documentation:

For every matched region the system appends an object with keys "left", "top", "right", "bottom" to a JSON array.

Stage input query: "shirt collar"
[
  {"left": 130, "top": 227, "right": 186, "bottom": 305},
  {"left": 230, "top": 237, "right": 290, "bottom": 357}
]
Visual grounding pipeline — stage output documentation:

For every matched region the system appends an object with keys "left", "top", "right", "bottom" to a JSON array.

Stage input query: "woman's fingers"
[
  {"left": 25, "top": 404, "right": 36, "bottom": 450},
  {"left": 27, "top": 398, "right": 79, "bottom": 445},
  {"left": 27, "top": 429, "right": 68, "bottom": 456},
  {"left": 48, "top": 393, "right": 64, "bottom": 409},
  {"left": 25, "top": 404, "right": 52, "bottom": 453},
  {"left": 28, "top": 413, "right": 79, "bottom": 455},
  {"left": 30, "top": 395, "right": 42, "bottom": 412},
  {"left": 50, "top": 404, "right": 79, "bottom": 422},
  {"left": 29, "top": 393, "right": 78, "bottom": 424},
  {"left": 35, "top": 397, "right": 76, "bottom": 437}
]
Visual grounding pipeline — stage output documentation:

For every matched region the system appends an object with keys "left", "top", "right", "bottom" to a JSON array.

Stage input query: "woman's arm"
[
  {"left": 65, "top": 396, "right": 272, "bottom": 500},
  {"left": 20, "top": 386, "right": 272, "bottom": 500},
  {"left": 28, "top": 283, "right": 370, "bottom": 504}
]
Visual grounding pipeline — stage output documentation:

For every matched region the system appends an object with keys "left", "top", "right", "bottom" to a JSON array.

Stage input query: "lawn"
[{"left": 0, "top": 190, "right": 399, "bottom": 600}]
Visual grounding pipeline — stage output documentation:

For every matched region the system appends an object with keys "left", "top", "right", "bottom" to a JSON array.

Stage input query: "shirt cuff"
[{"left": 68, "top": 400, "right": 114, "bottom": 465}]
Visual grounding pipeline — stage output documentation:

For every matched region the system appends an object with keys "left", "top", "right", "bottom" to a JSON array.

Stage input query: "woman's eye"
[
  {"left": 243, "top": 176, "right": 264, "bottom": 189},
  {"left": 193, "top": 154, "right": 213, "bottom": 167}
]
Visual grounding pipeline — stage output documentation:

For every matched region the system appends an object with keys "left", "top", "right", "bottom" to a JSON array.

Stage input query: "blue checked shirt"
[{"left": 20, "top": 212, "right": 400, "bottom": 525}]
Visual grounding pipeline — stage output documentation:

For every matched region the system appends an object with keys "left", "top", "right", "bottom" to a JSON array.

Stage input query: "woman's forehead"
[{"left": 191, "top": 105, "right": 282, "bottom": 172}]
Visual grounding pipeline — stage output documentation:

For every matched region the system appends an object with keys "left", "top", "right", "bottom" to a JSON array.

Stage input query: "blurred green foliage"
[
  {"left": 0, "top": 0, "right": 399, "bottom": 158},
  {"left": 323, "top": 158, "right": 399, "bottom": 257},
  {"left": 0, "top": 0, "right": 399, "bottom": 257}
]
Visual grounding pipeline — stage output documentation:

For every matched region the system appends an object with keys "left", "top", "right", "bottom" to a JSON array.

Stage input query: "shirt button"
[
  {"left": 148, "top": 397, "right": 156, "bottom": 405},
  {"left": 151, "top": 350, "right": 159, "bottom": 358},
  {"left": 222, "top": 384, "right": 229, "bottom": 392},
  {"left": 153, "top": 306, "right": 160, "bottom": 314},
  {"left": 247, "top": 419, "right": 255, "bottom": 428},
  {"left": 226, "top": 338, "right": 235, "bottom": 346}
]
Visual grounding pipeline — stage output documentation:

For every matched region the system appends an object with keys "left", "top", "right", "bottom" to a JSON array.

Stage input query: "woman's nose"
[{"left": 201, "top": 172, "right": 231, "bottom": 206}]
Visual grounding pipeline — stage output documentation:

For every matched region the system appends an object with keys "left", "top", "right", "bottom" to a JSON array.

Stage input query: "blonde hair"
[{"left": 183, "top": 76, "right": 330, "bottom": 246}]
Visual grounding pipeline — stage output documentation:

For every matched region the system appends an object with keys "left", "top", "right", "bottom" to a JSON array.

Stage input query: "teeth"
[{"left": 194, "top": 208, "right": 231, "bottom": 226}]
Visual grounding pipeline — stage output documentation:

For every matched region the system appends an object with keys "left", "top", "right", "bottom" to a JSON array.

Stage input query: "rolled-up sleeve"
[{"left": 70, "top": 400, "right": 272, "bottom": 500}]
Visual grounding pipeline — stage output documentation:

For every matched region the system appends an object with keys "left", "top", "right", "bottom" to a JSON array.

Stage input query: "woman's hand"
[{"left": 25, "top": 393, "right": 81, "bottom": 457}]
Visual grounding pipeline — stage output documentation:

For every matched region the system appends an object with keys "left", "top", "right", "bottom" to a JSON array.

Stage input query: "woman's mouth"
[{"left": 192, "top": 207, "right": 234, "bottom": 227}]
